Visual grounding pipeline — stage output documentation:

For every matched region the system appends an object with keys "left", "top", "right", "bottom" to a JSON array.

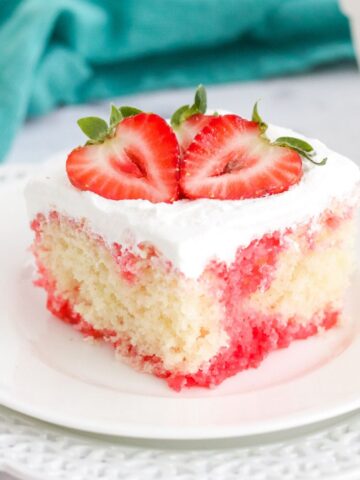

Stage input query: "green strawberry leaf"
[
  {"left": 194, "top": 84, "right": 207, "bottom": 113},
  {"left": 110, "top": 105, "right": 123, "bottom": 128},
  {"left": 252, "top": 101, "right": 267, "bottom": 134},
  {"left": 273, "top": 136, "right": 327, "bottom": 165},
  {"left": 118, "top": 106, "right": 142, "bottom": 118},
  {"left": 77, "top": 117, "right": 109, "bottom": 141},
  {"left": 171, "top": 85, "right": 209, "bottom": 128},
  {"left": 171, "top": 104, "right": 191, "bottom": 128},
  {"left": 273, "top": 136, "right": 314, "bottom": 153},
  {"left": 296, "top": 149, "right": 327, "bottom": 165},
  {"left": 251, "top": 102, "right": 325, "bottom": 166}
]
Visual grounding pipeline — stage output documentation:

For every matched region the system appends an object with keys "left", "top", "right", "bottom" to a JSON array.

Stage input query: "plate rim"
[{"left": 2, "top": 387, "right": 360, "bottom": 440}]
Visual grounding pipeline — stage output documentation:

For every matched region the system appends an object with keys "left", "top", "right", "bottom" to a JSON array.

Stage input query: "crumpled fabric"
[{"left": 0, "top": 0, "right": 354, "bottom": 160}]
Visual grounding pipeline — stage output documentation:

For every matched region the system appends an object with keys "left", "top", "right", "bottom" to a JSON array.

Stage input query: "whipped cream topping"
[{"left": 25, "top": 124, "right": 360, "bottom": 278}]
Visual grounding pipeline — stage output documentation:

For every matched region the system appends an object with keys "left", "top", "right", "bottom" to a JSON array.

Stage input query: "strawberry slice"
[
  {"left": 180, "top": 114, "right": 303, "bottom": 200},
  {"left": 66, "top": 113, "right": 180, "bottom": 203},
  {"left": 175, "top": 113, "right": 213, "bottom": 152}
]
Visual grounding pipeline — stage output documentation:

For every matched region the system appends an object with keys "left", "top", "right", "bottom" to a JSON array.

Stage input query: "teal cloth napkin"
[{"left": 0, "top": 0, "right": 354, "bottom": 161}]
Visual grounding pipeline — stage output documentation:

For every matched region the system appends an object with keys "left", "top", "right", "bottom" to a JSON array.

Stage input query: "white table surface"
[{"left": 1, "top": 63, "right": 360, "bottom": 480}]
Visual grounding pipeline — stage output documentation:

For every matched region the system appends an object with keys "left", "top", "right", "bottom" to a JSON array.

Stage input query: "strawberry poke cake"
[{"left": 25, "top": 87, "right": 360, "bottom": 391}]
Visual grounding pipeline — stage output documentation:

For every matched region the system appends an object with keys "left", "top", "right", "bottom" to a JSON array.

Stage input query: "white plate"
[{"left": 1, "top": 164, "right": 360, "bottom": 440}]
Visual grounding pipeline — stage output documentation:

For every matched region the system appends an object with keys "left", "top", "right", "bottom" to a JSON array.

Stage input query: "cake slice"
[{"left": 25, "top": 89, "right": 360, "bottom": 390}]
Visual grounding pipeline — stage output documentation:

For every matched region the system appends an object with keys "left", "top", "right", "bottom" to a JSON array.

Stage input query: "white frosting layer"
[{"left": 25, "top": 124, "right": 360, "bottom": 278}]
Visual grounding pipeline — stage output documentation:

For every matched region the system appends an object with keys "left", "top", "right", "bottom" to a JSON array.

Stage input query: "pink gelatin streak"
[{"left": 31, "top": 211, "right": 344, "bottom": 391}]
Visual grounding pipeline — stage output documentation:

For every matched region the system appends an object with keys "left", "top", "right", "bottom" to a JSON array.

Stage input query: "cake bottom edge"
[{"left": 44, "top": 283, "right": 339, "bottom": 391}]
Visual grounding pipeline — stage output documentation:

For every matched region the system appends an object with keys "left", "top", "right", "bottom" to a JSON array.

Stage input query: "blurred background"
[{"left": 0, "top": 0, "right": 359, "bottom": 165}]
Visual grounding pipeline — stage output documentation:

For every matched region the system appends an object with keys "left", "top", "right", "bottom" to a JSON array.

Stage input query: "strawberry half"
[
  {"left": 180, "top": 114, "right": 303, "bottom": 200},
  {"left": 175, "top": 113, "right": 213, "bottom": 152},
  {"left": 66, "top": 113, "right": 180, "bottom": 203}
]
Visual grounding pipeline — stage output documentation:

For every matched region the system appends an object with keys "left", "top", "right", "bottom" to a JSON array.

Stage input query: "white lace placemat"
[{"left": 2, "top": 404, "right": 360, "bottom": 480}]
